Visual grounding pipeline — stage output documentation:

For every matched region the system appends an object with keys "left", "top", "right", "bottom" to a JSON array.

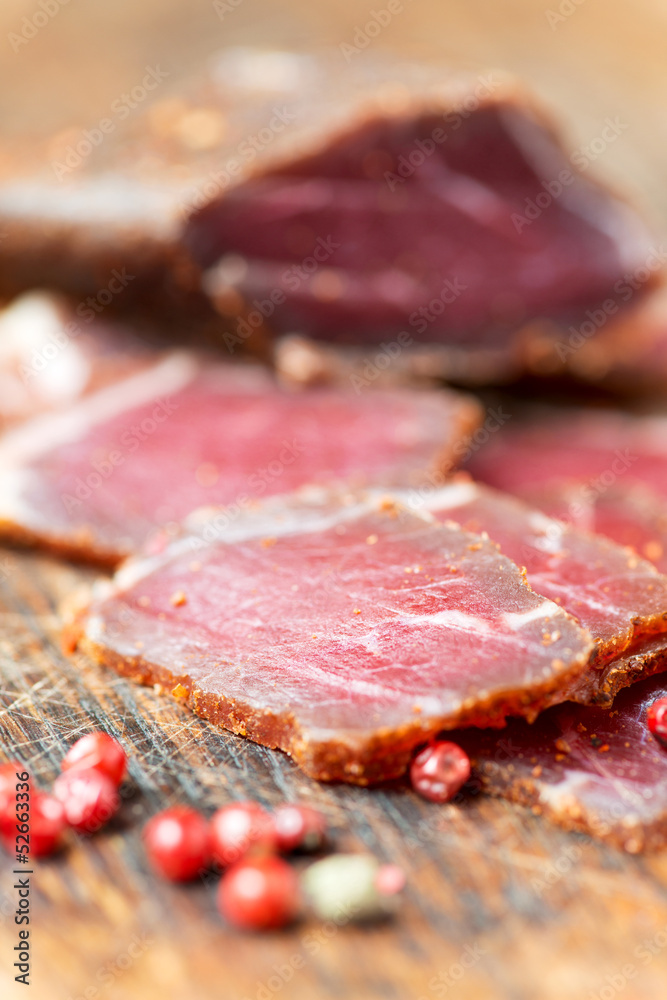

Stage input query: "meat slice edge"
[
  {"left": 453, "top": 673, "right": 667, "bottom": 853},
  {"left": 0, "top": 352, "right": 480, "bottom": 566},
  {"left": 399, "top": 479, "right": 667, "bottom": 676},
  {"left": 74, "top": 491, "right": 593, "bottom": 784}
]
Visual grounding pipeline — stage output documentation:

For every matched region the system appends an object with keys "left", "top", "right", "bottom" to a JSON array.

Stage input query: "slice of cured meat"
[
  {"left": 0, "top": 291, "right": 159, "bottom": 432},
  {"left": 194, "top": 87, "right": 653, "bottom": 356},
  {"left": 401, "top": 481, "right": 667, "bottom": 687},
  {"left": 465, "top": 415, "right": 667, "bottom": 701},
  {"left": 578, "top": 634, "right": 667, "bottom": 708},
  {"left": 0, "top": 354, "right": 480, "bottom": 565},
  {"left": 453, "top": 672, "right": 667, "bottom": 852},
  {"left": 466, "top": 406, "right": 667, "bottom": 502},
  {"left": 521, "top": 483, "right": 667, "bottom": 576},
  {"left": 0, "top": 50, "right": 654, "bottom": 376},
  {"left": 74, "top": 491, "right": 593, "bottom": 783}
]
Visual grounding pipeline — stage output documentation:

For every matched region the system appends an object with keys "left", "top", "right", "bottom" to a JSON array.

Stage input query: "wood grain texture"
[
  {"left": 1, "top": 550, "right": 667, "bottom": 1000},
  {"left": 2, "top": 0, "right": 667, "bottom": 996}
]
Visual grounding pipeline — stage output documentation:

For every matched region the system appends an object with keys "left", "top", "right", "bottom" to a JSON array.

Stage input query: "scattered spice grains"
[
  {"left": 647, "top": 697, "right": 667, "bottom": 748},
  {"left": 61, "top": 731, "right": 128, "bottom": 786},
  {"left": 0, "top": 732, "right": 127, "bottom": 856},
  {"left": 410, "top": 741, "right": 471, "bottom": 803},
  {"left": 142, "top": 798, "right": 406, "bottom": 932},
  {"left": 218, "top": 855, "right": 300, "bottom": 931},
  {"left": 143, "top": 807, "right": 211, "bottom": 881}
]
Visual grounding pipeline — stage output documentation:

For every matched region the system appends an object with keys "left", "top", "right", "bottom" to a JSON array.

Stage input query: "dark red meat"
[
  {"left": 405, "top": 480, "right": 667, "bottom": 698},
  {"left": 0, "top": 52, "right": 651, "bottom": 378},
  {"left": 192, "top": 97, "right": 653, "bottom": 352},
  {"left": 454, "top": 672, "right": 667, "bottom": 852},
  {"left": 75, "top": 492, "right": 593, "bottom": 784},
  {"left": 467, "top": 407, "right": 667, "bottom": 502},
  {"left": 0, "top": 355, "right": 479, "bottom": 565}
]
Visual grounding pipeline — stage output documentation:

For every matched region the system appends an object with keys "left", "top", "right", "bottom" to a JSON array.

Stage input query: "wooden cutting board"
[
  {"left": 1, "top": 549, "right": 667, "bottom": 1000},
  {"left": 2, "top": 1, "right": 667, "bottom": 997}
]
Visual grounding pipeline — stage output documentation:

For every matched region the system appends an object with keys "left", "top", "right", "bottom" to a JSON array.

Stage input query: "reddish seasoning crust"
[
  {"left": 0, "top": 519, "right": 126, "bottom": 571},
  {"left": 454, "top": 674, "right": 667, "bottom": 853},
  {"left": 79, "top": 638, "right": 596, "bottom": 785},
  {"left": 566, "top": 633, "right": 667, "bottom": 709},
  {"left": 73, "top": 493, "right": 593, "bottom": 784}
]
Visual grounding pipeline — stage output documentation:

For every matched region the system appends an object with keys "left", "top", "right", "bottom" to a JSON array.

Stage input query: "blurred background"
[{"left": 1, "top": 0, "right": 666, "bottom": 230}]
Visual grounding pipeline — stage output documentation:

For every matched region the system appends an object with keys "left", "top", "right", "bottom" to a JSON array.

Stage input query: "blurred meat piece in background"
[
  {"left": 0, "top": 50, "right": 658, "bottom": 385},
  {"left": 0, "top": 291, "right": 159, "bottom": 431},
  {"left": 523, "top": 283, "right": 667, "bottom": 394}
]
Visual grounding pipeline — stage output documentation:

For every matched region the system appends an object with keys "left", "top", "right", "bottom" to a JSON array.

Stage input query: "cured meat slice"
[
  {"left": 0, "top": 355, "right": 480, "bottom": 565},
  {"left": 0, "top": 50, "right": 654, "bottom": 377},
  {"left": 404, "top": 480, "right": 667, "bottom": 681},
  {"left": 465, "top": 414, "right": 667, "bottom": 699},
  {"left": 196, "top": 93, "right": 651, "bottom": 355},
  {"left": 578, "top": 634, "right": 667, "bottom": 708},
  {"left": 0, "top": 291, "right": 159, "bottom": 432},
  {"left": 454, "top": 673, "right": 667, "bottom": 852},
  {"left": 466, "top": 407, "right": 667, "bottom": 502},
  {"left": 74, "top": 492, "right": 593, "bottom": 783},
  {"left": 522, "top": 484, "right": 667, "bottom": 577}
]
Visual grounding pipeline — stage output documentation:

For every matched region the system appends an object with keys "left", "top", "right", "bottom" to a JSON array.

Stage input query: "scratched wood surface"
[
  {"left": 1, "top": 550, "right": 667, "bottom": 1000},
  {"left": 2, "top": 0, "right": 667, "bottom": 998}
]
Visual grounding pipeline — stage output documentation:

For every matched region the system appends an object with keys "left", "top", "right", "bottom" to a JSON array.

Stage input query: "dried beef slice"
[{"left": 75, "top": 492, "right": 593, "bottom": 783}]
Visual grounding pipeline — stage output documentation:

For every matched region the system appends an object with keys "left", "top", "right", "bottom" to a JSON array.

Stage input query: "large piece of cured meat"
[
  {"left": 195, "top": 82, "right": 652, "bottom": 356},
  {"left": 0, "top": 353, "right": 480, "bottom": 565},
  {"left": 403, "top": 480, "right": 667, "bottom": 704},
  {"left": 74, "top": 492, "right": 593, "bottom": 784},
  {"left": 454, "top": 673, "right": 667, "bottom": 853},
  {"left": 0, "top": 50, "right": 654, "bottom": 379}
]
